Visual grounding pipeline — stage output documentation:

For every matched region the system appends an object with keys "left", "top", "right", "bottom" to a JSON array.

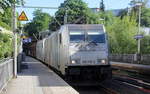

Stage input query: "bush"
[
  {"left": 106, "top": 16, "right": 137, "bottom": 54},
  {"left": 0, "top": 21, "right": 11, "bottom": 30},
  {"left": 0, "top": 32, "right": 13, "bottom": 60}
]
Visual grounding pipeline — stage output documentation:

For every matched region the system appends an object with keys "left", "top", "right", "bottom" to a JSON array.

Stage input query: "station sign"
[
  {"left": 22, "top": 38, "right": 32, "bottom": 43},
  {"left": 134, "top": 35, "right": 144, "bottom": 39},
  {"left": 18, "top": 11, "right": 28, "bottom": 21}
]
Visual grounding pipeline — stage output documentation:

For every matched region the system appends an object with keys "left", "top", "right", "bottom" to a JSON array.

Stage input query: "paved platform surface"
[{"left": 1, "top": 56, "right": 78, "bottom": 94}]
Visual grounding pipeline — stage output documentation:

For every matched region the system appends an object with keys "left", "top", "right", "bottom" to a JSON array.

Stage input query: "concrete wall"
[{"left": 0, "top": 59, "right": 13, "bottom": 92}]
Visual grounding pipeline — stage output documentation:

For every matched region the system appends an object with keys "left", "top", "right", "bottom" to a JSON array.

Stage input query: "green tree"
[
  {"left": 99, "top": 11, "right": 115, "bottom": 26},
  {"left": 129, "top": 0, "right": 150, "bottom": 27},
  {"left": 49, "top": 0, "right": 94, "bottom": 31},
  {"left": 24, "top": 9, "right": 52, "bottom": 36},
  {"left": 1, "top": 8, "right": 12, "bottom": 26},
  {"left": 0, "top": 0, "right": 13, "bottom": 29},
  {"left": 0, "top": 0, "right": 15, "bottom": 9},
  {"left": 117, "top": 9, "right": 128, "bottom": 18},
  {"left": 0, "top": 0, "right": 22, "bottom": 29},
  {"left": 0, "top": 32, "right": 13, "bottom": 59},
  {"left": 100, "top": 0, "right": 105, "bottom": 12},
  {"left": 141, "top": 35, "right": 150, "bottom": 54},
  {"left": 107, "top": 16, "right": 137, "bottom": 54},
  {"left": 141, "top": 7, "right": 150, "bottom": 27}
]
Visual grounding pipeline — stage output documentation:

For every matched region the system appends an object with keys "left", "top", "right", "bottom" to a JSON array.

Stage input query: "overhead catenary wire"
[{"left": 16, "top": 5, "right": 59, "bottom": 9}]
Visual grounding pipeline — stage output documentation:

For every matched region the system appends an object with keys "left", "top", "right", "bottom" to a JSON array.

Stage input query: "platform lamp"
[{"left": 135, "top": 1, "right": 143, "bottom": 62}]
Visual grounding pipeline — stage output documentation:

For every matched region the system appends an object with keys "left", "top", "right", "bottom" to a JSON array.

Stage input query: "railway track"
[
  {"left": 66, "top": 75, "right": 150, "bottom": 94},
  {"left": 45, "top": 59, "right": 150, "bottom": 94},
  {"left": 112, "top": 69, "right": 150, "bottom": 83},
  {"left": 67, "top": 80, "right": 119, "bottom": 94},
  {"left": 72, "top": 85, "right": 119, "bottom": 94},
  {"left": 112, "top": 70, "right": 150, "bottom": 91},
  {"left": 99, "top": 84, "right": 120, "bottom": 94},
  {"left": 113, "top": 76, "right": 150, "bottom": 93}
]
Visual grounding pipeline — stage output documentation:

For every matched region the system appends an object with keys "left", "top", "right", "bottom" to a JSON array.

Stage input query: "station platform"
[
  {"left": 111, "top": 62, "right": 150, "bottom": 75},
  {"left": 1, "top": 56, "right": 79, "bottom": 94}
]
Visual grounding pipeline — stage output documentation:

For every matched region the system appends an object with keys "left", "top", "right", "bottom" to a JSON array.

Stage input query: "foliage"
[
  {"left": 100, "top": 11, "right": 115, "bottom": 25},
  {"left": 141, "top": 35, "right": 150, "bottom": 54},
  {"left": 0, "top": 21, "right": 10, "bottom": 29},
  {"left": 106, "top": 16, "right": 137, "bottom": 54},
  {"left": 24, "top": 9, "right": 52, "bottom": 36},
  {"left": 141, "top": 7, "right": 150, "bottom": 27},
  {"left": 0, "top": 0, "right": 21, "bottom": 30},
  {"left": 22, "top": 0, "right": 150, "bottom": 54},
  {"left": 0, "top": 0, "right": 15, "bottom": 9},
  {"left": 117, "top": 9, "right": 128, "bottom": 18},
  {"left": 0, "top": 32, "right": 13, "bottom": 59},
  {"left": 48, "top": 0, "right": 140, "bottom": 54},
  {"left": 0, "top": 7, "right": 12, "bottom": 30},
  {"left": 128, "top": 0, "right": 150, "bottom": 27},
  {"left": 0, "top": 0, "right": 17, "bottom": 60},
  {"left": 49, "top": 0, "right": 95, "bottom": 31}
]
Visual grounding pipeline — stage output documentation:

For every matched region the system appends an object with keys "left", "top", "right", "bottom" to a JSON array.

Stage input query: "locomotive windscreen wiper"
[
  {"left": 89, "top": 40, "right": 97, "bottom": 45},
  {"left": 88, "top": 34, "right": 105, "bottom": 43}
]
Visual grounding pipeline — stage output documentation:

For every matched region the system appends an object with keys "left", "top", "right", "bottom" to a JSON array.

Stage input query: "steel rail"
[
  {"left": 113, "top": 73, "right": 150, "bottom": 89},
  {"left": 99, "top": 84, "right": 119, "bottom": 94},
  {"left": 114, "top": 78, "right": 150, "bottom": 93},
  {"left": 112, "top": 69, "right": 150, "bottom": 83}
]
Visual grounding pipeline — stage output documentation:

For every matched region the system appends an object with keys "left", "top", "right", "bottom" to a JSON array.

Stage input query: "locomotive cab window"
[
  {"left": 70, "top": 31, "right": 85, "bottom": 43},
  {"left": 88, "top": 34, "right": 105, "bottom": 43},
  {"left": 87, "top": 31, "right": 105, "bottom": 43}
]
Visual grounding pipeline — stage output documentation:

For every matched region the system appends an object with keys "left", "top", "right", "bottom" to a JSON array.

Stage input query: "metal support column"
[
  {"left": 137, "top": 4, "right": 141, "bottom": 54},
  {"left": 64, "top": 9, "right": 68, "bottom": 24},
  {"left": 12, "top": 1, "right": 18, "bottom": 78}
]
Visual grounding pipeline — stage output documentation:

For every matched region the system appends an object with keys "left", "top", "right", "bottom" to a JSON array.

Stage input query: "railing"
[
  {"left": 109, "top": 54, "right": 150, "bottom": 65},
  {"left": 0, "top": 58, "right": 13, "bottom": 92},
  {"left": 0, "top": 57, "right": 12, "bottom": 63},
  {"left": 109, "top": 54, "right": 135, "bottom": 63}
]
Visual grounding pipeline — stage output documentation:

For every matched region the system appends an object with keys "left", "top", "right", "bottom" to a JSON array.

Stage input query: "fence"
[
  {"left": 109, "top": 54, "right": 135, "bottom": 63},
  {"left": 109, "top": 54, "right": 150, "bottom": 65},
  {"left": 0, "top": 59, "right": 13, "bottom": 92}
]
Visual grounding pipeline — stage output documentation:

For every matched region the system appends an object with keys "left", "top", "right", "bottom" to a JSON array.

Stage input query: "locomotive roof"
[{"left": 66, "top": 24, "right": 104, "bottom": 32}]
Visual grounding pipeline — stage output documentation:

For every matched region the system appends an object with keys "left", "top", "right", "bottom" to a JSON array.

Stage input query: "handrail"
[{"left": 0, "top": 59, "right": 13, "bottom": 93}]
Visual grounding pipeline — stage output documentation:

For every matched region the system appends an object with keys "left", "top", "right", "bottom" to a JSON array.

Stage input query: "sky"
[{"left": 16, "top": 0, "right": 133, "bottom": 22}]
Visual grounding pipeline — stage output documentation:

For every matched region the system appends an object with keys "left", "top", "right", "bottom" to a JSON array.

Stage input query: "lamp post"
[
  {"left": 134, "top": 1, "right": 142, "bottom": 63},
  {"left": 12, "top": 0, "right": 17, "bottom": 78},
  {"left": 64, "top": 8, "right": 68, "bottom": 24},
  {"left": 136, "top": 2, "right": 142, "bottom": 54}
]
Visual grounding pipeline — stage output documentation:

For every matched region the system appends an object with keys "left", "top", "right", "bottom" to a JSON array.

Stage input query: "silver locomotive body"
[
  {"left": 36, "top": 24, "right": 111, "bottom": 80},
  {"left": 66, "top": 25, "right": 111, "bottom": 80}
]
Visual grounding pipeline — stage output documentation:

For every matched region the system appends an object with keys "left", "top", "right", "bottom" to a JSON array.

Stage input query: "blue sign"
[
  {"left": 22, "top": 38, "right": 32, "bottom": 43},
  {"left": 134, "top": 35, "right": 144, "bottom": 39}
]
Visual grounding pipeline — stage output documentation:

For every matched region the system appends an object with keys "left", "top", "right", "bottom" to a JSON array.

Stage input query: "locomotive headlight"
[
  {"left": 71, "top": 59, "right": 80, "bottom": 64},
  {"left": 71, "top": 60, "right": 76, "bottom": 64},
  {"left": 101, "top": 60, "right": 106, "bottom": 64},
  {"left": 97, "top": 59, "right": 108, "bottom": 64}
]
